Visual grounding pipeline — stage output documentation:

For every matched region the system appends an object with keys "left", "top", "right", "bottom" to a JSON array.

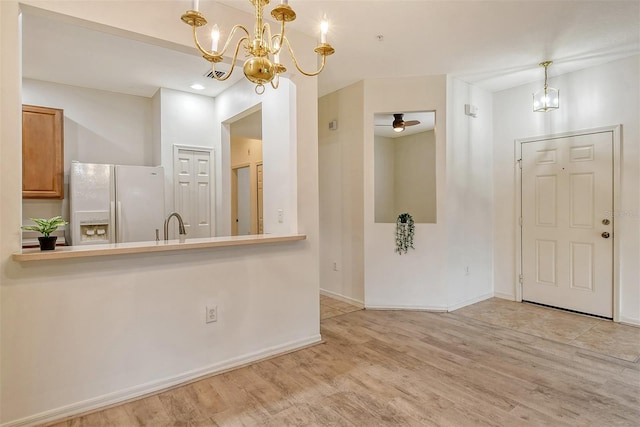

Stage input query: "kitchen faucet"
[{"left": 163, "top": 212, "right": 187, "bottom": 241}]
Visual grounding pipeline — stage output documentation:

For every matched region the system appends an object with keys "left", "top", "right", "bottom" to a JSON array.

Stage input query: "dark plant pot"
[{"left": 38, "top": 236, "right": 57, "bottom": 251}]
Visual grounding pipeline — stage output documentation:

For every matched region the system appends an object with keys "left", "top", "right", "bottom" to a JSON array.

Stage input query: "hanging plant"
[{"left": 395, "top": 213, "right": 415, "bottom": 255}]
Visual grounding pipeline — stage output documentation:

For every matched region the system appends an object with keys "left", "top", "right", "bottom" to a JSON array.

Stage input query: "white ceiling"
[
  {"left": 22, "top": 1, "right": 640, "bottom": 101},
  {"left": 220, "top": 0, "right": 640, "bottom": 96},
  {"left": 22, "top": 11, "right": 244, "bottom": 98}
]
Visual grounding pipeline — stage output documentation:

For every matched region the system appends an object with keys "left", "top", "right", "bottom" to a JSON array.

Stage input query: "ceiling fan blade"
[{"left": 404, "top": 120, "right": 421, "bottom": 126}]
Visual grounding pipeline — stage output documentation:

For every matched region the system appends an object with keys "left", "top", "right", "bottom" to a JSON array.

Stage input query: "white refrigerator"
[{"left": 68, "top": 162, "right": 165, "bottom": 245}]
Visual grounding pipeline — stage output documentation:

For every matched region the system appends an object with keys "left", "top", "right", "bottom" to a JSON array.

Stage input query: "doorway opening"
[{"left": 230, "top": 109, "right": 263, "bottom": 236}]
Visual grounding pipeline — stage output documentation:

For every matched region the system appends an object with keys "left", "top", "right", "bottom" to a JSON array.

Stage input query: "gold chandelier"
[{"left": 181, "top": 0, "right": 335, "bottom": 94}]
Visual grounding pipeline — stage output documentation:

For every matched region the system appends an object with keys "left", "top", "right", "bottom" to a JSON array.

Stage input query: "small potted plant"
[{"left": 21, "top": 216, "right": 68, "bottom": 251}]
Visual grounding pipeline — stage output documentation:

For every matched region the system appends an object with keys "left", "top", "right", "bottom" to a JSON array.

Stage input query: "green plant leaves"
[
  {"left": 395, "top": 212, "right": 415, "bottom": 255},
  {"left": 20, "top": 215, "right": 68, "bottom": 237}
]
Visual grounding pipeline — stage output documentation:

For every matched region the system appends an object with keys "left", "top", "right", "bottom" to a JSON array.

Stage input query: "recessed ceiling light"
[{"left": 190, "top": 83, "right": 205, "bottom": 90}]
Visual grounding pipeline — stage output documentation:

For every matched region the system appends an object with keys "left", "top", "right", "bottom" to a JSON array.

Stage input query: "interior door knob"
[{"left": 601, "top": 232, "right": 610, "bottom": 238}]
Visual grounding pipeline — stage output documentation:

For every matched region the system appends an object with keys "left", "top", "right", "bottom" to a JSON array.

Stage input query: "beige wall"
[
  {"left": 363, "top": 76, "right": 449, "bottom": 309},
  {"left": 445, "top": 77, "right": 494, "bottom": 309},
  {"left": 319, "top": 76, "right": 449, "bottom": 308},
  {"left": 318, "top": 81, "right": 365, "bottom": 305},
  {"left": 1, "top": 2, "right": 320, "bottom": 425},
  {"left": 394, "top": 130, "right": 436, "bottom": 223},
  {"left": 320, "top": 75, "right": 492, "bottom": 311},
  {"left": 374, "top": 135, "right": 395, "bottom": 222},
  {"left": 374, "top": 130, "right": 437, "bottom": 223},
  {"left": 231, "top": 137, "right": 263, "bottom": 167}
]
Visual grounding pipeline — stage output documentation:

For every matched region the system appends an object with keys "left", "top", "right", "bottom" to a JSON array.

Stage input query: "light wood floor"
[
  {"left": 455, "top": 298, "right": 640, "bottom": 362},
  {"left": 320, "top": 294, "right": 362, "bottom": 320},
  {"left": 48, "top": 298, "right": 640, "bottom": 426}
]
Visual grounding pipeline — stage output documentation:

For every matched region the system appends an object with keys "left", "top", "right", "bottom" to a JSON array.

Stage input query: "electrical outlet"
[
  {"left": 277, "top": 209, "right": 284, "bottom": 223},
  {"left": 333, "top": 261, "right": 339, "bottom": 271},
  {"left": 464, "top": 266, "right": 470, "bottom": 276},
  {"left": 206, "top": 305, "right": 217, "bottom": 323}
]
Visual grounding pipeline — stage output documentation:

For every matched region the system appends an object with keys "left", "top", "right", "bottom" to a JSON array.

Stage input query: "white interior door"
[
  {"left": 521, "top": 131, "right": 613, "bottom": 318},
  {"left": 174, "top": 148, "right": 213, "bottom": 238}
]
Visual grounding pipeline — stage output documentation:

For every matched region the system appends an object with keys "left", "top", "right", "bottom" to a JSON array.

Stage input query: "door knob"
[
  {"left": 601, "top": 232, "right": 610, "bottom": 239},
  {"left": 602, "top": 219, "right": 611, "bottom": 225}
]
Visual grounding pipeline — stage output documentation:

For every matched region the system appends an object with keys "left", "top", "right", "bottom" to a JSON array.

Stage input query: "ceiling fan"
[{"left": 376, "top": 113, "right": 421, "bottom": 133}]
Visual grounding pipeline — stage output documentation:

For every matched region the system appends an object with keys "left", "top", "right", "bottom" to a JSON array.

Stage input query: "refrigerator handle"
[
  {"left": 110, "top": 201, "right": 116, "bottom": 244},
  {"left": 117, "top": 201, "right": 123, "bottom": 243}
]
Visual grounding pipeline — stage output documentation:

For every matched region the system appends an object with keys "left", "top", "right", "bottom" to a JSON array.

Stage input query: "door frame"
[
  {"left": 514, "top": 125, "right": 622, "bottom": 321},
  {"left": 231, "top": 162, "right": 251, "bottom": 236}
]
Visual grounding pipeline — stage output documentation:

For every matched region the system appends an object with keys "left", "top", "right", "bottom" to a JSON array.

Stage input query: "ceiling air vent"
[{"left": 204, "top": 69, "right": 226, "bottom": 79}]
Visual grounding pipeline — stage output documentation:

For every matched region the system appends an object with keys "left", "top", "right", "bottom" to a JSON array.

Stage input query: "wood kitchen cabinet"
[{"left": 22, "top": 105, "right": 64, "bottom": 199}]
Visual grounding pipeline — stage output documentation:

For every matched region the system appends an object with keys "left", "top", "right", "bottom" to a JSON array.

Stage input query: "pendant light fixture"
[
  {"left": 181, "top": 0, "right": 335, "bottom": 95},
  {"left": 533, "top": 61, "right": 559, "bottom": 112}
]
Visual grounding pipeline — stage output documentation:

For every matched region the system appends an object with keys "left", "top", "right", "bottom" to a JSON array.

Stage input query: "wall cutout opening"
[{"left": 374, "top": 111, "right": 436, "bottom": 223}]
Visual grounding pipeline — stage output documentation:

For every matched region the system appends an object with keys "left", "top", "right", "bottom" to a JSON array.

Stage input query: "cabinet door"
[{"left": 22, "top": 105, "right": 64, "bottom": 199}]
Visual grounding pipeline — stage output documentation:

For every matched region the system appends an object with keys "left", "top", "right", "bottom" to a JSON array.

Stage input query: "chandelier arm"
[
  {"left": 193, "top": 25, "right": 250, "bottom": 60},
  {"left": 208, "top": 37, "right": 249, "bottom": 82},
  {"left": 191, "top": 24, "right": 211, "bottom": 57},
  {"left": 191, "top": 24, "right": 251, "bottom": 59},
  {"left": 270, "top": 74, "right": 280, "bottom": 90},
  {"left": 282, "top": 36, "right": 327, "bottom": 77},
  {"left": 218, "top": 25, "right": 251, "bottom": 57}
]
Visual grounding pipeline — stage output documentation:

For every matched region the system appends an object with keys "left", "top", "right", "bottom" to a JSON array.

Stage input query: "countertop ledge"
[{"left": 12, "top": 234, "right": 307, "bottom": 262}]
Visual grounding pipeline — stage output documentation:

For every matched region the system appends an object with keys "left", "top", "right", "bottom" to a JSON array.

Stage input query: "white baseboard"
[
  {"left": 447, "top": 292, "right": 494, "bottom": 312},
  {"left": 366, "top": 293, "right": 493, "bottom": 313},
  {"left": 2, "top": 335, "right": 322, "bottom": 427},
  {"left": 619, "top": 316, "right": 640, "bottom": 327},
  {"left": 365, "top": 304, "right": 447, "bottom": 312},
  {"left": 320, "top": 288, "right": 364, "bottom": 308},
  {"left": 493, "top": 292, "right": 516, "bottom": 301}
]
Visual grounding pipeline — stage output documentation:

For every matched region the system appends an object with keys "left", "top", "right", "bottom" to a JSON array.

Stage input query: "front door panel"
[{"left": 521, "top": 131, "right": 613, "bottom": 318}]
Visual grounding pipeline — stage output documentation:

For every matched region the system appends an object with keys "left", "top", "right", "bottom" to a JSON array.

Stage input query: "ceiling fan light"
[{"left": 393, "top": 125, "right": 405, "bottom": 132}]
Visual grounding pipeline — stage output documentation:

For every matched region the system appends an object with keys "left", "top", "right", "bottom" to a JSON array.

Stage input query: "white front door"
[
  {"left": 174, "top": 148, "right": 213, "bottom": 238},
  {"left": 521, "top": 131, "right": 613, "bottom": 318}
]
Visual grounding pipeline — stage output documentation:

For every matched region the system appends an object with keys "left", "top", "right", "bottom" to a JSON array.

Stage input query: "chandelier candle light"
[
  {"left": 182, "top": 0, "right": 335, "bottom": 94},
  {"left": 533, "top": 60, "right": 559, "bottom": 112}
]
